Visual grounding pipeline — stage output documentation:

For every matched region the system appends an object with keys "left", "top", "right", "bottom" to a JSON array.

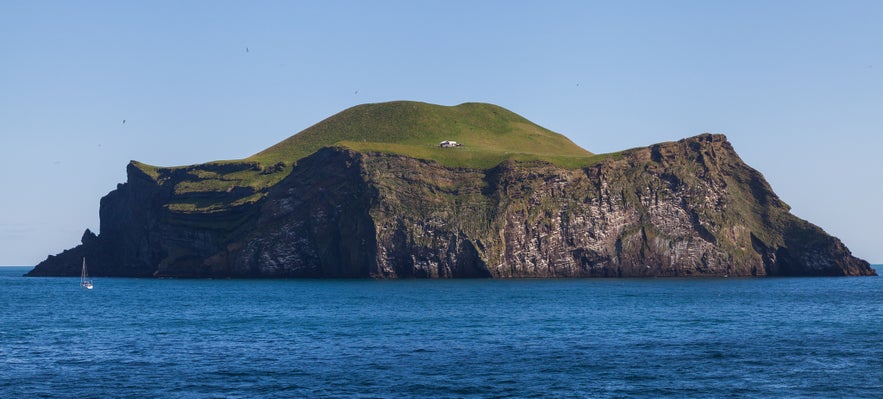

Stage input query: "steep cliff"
[{"left": 26, "top": 103, "right": 874, "bottom": 278}]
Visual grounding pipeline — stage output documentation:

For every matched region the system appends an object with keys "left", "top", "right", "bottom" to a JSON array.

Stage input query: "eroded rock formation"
[{"left": 27, "top": 134, "right": 875, "bottom": 278}]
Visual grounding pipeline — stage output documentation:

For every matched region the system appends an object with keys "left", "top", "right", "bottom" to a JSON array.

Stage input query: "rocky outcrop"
[{"left": 27, "top": 134, "right": 875, "bottom": 278}]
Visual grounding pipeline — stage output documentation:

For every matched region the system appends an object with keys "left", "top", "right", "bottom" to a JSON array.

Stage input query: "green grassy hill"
[
  {"left": 249, "top": 101, "right": 594, "bottom": 168},
  {"left": 132, "top": 101, "right": 603, "bottom": 212}
]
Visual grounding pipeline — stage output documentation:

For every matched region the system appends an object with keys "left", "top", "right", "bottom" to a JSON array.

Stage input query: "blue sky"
[{"left": 1, "top": 0, "right": 881, "bottom": 265}]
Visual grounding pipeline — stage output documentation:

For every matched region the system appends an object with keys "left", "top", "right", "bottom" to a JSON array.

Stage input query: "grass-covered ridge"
[
  {"left": 132, "top": 101, "right": 603, "bottom": 212},
  {"left": 249, "top": 101, "right": 593, "bottom": 168}
]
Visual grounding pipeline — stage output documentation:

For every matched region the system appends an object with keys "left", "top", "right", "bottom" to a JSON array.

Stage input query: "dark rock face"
[{"left": 27, "top": 134, "right": 875, "bottom": 278}]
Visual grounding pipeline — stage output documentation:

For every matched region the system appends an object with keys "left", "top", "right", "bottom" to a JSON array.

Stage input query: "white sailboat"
[{"left": 80, "top": 258, "right": 94, "bottom": 290}]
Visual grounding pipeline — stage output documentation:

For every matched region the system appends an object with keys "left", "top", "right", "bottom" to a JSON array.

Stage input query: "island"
[{"left": 27, "top": 101, "right": 875, "bottom": 278}]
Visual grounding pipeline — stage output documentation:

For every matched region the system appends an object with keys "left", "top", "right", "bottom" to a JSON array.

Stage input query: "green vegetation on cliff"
[
  {"left": 131, "top": 101, "right": 603, "bottom": 212},
  {"left": 30, "top": 122, "right": 876, "bottom": 278}
]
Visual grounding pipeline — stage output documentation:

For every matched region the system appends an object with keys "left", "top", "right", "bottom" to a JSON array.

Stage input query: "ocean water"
[{"left": 1, "top": 266, "right": 880, "bottom": 398}]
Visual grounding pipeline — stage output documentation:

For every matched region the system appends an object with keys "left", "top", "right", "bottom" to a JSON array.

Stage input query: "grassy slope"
[
  {"left": 133, "top": 101, "right": 604, "bottom": 212},
  {"left": 249, "top": 101, "right": 594, "bottom": 168}
]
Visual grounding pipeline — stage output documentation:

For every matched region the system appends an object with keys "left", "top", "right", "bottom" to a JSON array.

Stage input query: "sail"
[{"left": 80, "top": 258, "right": 93, "bottom": 289}]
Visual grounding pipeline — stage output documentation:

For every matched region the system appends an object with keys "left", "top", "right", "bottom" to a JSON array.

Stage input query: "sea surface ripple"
[{"left": 1, "top": 266, "right": 881, "bottom": 398}]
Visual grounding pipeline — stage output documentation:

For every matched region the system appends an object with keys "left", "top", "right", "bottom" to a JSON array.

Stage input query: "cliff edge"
[{"left": 26, "top": 102, "right": 875, "bottom": 278}]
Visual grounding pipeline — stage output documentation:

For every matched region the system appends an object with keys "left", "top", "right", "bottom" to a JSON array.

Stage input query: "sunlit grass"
[{"left": 130, "top": 101, "right": 611, "bottom": 212}]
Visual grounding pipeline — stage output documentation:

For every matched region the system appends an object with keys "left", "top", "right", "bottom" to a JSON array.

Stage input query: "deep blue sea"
[{"left": 1, "top": 266, "right": 881, "bottom": 398}]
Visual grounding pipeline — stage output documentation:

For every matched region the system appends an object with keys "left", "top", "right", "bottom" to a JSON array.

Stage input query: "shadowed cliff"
[{"left": 26, "top": 102, "right": 875, "bottom": 278}]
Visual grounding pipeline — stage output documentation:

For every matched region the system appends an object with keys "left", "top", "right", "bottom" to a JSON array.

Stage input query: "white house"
[{"left": 439, "top": 140, "right": 462, "bottom": 148}]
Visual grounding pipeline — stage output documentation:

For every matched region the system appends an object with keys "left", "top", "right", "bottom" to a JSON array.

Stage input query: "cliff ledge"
[{"left": 26, "top": 103, "right": 874, "bottom": 278}]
